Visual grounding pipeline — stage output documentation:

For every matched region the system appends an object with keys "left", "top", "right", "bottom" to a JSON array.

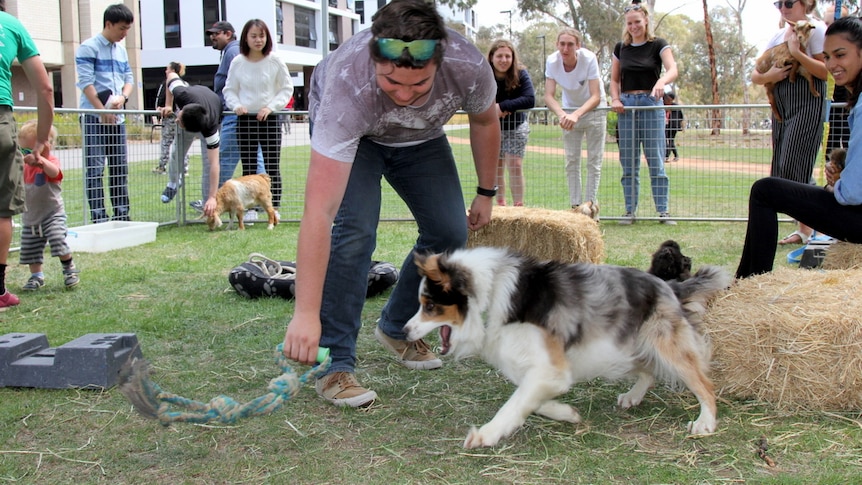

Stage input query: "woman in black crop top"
[{"left": 609, "top": 1, "right": 678, "bottom": 226}]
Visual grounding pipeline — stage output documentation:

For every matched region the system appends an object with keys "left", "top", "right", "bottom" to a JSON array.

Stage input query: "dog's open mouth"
[{"left": 439, "top": 325, "right": 452, "bottom": 355}]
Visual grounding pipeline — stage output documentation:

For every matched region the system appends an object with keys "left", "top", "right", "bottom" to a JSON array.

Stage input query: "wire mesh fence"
[{"left": 11, "top": 103, "right": 821, "bottom": 248}]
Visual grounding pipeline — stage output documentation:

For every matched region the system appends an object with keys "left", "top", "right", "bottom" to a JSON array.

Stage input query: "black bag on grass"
[{"left": 229, "top": 253, "right": 398, "bottom": 300}]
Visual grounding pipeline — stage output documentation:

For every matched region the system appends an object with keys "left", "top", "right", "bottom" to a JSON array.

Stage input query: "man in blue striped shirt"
[{"left": 75, "top": 3, "right": 134, "bottom": 223}]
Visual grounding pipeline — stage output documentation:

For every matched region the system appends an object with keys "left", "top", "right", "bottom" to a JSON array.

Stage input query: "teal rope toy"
[{"left": 118, "top": 345, "right": 330, "bottom": 426}]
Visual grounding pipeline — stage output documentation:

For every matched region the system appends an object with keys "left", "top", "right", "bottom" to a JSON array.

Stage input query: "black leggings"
[
  {"left": 236, "top": 115, "right": 282, "bottom": 207},
  {"left": 736, "top": 177, "right": 862, "bottom": 278},
  {"left": 665, "top": 129, "right": 679, "bottom": 158}
]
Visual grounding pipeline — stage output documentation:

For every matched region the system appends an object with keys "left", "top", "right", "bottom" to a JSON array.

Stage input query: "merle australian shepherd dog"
[{"left": 404, "top": 246, "right": 730, "bottom": 448}]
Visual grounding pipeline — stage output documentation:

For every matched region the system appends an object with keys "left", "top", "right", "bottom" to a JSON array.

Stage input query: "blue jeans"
[
  {"left": 82, "top": 115, "right": 129, "bottom": 222},
  {"left": 218, "top": 114, "right": 265, "bottom": 188},
  {"left": 617, "top": 93, "right": 669, "bottom": 214},
  {"left": 319, "top": 136, "right": 468, "bottom": 375}
]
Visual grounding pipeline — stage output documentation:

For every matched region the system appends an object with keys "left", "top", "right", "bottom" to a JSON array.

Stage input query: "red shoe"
[{"left": 0, "top": 290, "right": 20, "bottom": 310}]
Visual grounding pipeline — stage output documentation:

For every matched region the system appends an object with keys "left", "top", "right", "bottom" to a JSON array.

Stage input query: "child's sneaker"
[
  {"left": 0, "top": 291, "right": 20, "bottom": 310},
  {"left": 63, "top": 267, "right": 80, "bottom": 289},
  {"left": 22, "top": 275, "right": 45, "bottom": 291}
]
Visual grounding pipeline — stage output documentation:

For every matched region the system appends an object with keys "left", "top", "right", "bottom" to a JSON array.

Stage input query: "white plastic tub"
[{"left": 66, "top": 221, "right": 158, "bottom": 253}]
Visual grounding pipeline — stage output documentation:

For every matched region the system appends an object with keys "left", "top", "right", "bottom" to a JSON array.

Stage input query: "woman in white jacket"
[{"left": 223, "top": 19, "right": 293, "bottom": 213}]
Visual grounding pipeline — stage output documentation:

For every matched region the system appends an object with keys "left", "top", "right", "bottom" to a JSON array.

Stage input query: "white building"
[{"left": 8, "top": 0, "right": 478, "bottom": 112}]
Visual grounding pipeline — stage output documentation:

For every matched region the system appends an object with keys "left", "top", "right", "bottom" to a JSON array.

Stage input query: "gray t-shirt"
[{"left": 309, "top": 28, "right": 496, "bottom": 163}]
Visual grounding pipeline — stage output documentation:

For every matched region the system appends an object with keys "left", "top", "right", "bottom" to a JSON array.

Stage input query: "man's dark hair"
[
  {"left": 239, "top": 19, "right": 274, "bottom": 57},
  {"left": 369, "top": 0, "right": 447, "bottom": 68},
  {"left": 180, "top": 104, "right": 206, "bottom": 133},
  {"left": 104, "top": 3, "right": 134, "bottom": 26}
]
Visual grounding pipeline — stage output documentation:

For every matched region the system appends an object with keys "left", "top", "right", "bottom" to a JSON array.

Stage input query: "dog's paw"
[
  {"left": 536, "top": 400, "right": 582, "bottom": 423},
  {"left": 617, "top": 392, "right": 644, "bottom": 410},
  {"left": 266, "top": 223, "right": 274, "bottom": 230},
  {"left": 463, "top": 425, "right": 501, "bottom": 449},
  {"left": 687, "top": 417, "right": 717, "bottom": 436}
]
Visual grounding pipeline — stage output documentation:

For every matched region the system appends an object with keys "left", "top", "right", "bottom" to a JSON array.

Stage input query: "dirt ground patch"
[{"left": 447, "top": 136, "right": 770, "bottom": 176}]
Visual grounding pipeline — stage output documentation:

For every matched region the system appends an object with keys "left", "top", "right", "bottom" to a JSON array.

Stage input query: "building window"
[
  {"left": 276, "top": 6, "right": 284, "bottom": 44},
  {"left": 202, "top": 0, "right": 226, "bottom": 46},
  {"left": 295, "top": 7, "right": 316, "bottom": 48},
  {"left": 329, "top": 15, "right": 339, "bottom": 51},
  {"left": 329, "top": 0, "right": 338, "bottom": 8},
  {"left": 356, "top": 0, "right": 365, "bottom": 23},
  {"left": 164, "top": 0, "right": 181, "bottom": 48}
]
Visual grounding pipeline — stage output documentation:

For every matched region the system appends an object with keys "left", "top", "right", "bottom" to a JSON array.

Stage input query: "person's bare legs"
[
  {"left": 495, "top": 158, "right": 507, "bottom": 206},
  {"left": 505, "top": 154, "right": 525, "bottom": 206}
]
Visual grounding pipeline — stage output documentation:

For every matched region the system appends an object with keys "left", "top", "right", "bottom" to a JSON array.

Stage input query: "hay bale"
[
  {"left": 467, "top": 206, "right": 604, "bottom": 264},
  {"left": 705, "top": 267, "right": 862, "bottom": 411},
  {"left": 822, "top": 242, "right": 862, "bottom": 270}
]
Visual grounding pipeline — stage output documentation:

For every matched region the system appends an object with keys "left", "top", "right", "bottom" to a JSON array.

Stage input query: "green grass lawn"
[{"left": 1, "top": 220, "right": 859, "bottom": 484}]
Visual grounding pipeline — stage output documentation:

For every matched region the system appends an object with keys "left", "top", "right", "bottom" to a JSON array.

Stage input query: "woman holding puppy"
[
  {"left": 751, "top": 0, "right": 828, "bottom": 246},
  {"left": 737, "top": 15, "right": 862, "bottom": 278}
]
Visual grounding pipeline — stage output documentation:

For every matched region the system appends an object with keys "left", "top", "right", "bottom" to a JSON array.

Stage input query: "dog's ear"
[
  {"left": 660, "top": 239, "right": 681, "bottom": 251},
  {"left": 413, "top": 252, "right": 432, "bottom": 275},
  {"left": 416, "top": 253, "right": 454, "bottom": 292}
]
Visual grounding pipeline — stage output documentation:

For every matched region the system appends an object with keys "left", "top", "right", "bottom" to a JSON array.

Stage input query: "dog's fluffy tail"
[{"left": 667, "top": 265, "right": 731, "bottom": 327}]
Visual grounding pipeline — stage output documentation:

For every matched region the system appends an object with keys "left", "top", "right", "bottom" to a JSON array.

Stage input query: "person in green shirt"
[{"left": 0, "top": 1, "right": 55, "bottom": 310}]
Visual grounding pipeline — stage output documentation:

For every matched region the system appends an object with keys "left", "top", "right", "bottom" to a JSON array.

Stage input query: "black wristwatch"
[{"left": 476, "top": 185, "right": 498, "bottom": 197}]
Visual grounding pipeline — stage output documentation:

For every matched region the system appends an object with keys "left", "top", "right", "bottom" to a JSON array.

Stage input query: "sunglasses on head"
[
  {"left": 773, "top": 0, "right": 799, "bottom": 9},
  {"left": 376, "top": 38, "right": 438, "bottom": 61},
  {"left": 624, "top": 4, "right": 644, "bottom": 12}
]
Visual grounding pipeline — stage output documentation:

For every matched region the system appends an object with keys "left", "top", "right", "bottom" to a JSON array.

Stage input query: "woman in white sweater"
[{"left": 223, "top": 19, "right": 294, "bottom": 212}]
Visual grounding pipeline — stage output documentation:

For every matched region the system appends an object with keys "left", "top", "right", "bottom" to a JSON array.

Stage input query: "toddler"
[{"left": 18, "top": 120, "right": 79, "bottom": 290}]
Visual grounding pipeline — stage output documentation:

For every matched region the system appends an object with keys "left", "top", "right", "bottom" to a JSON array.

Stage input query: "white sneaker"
[
  {"left": 243, "top": 210, "right": 258, "bottom": 224},
  {"left": 618, "top": 212, "right": 635, "bottom": 225}
]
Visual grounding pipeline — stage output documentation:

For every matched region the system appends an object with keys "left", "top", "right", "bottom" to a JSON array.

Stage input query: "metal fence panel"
[{"left": 10, "top": 103, "right": 811, "bottom": 248}]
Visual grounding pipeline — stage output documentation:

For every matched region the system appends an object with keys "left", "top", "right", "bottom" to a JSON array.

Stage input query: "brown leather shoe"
[
  {"left": 315, "top": 372, "right": 377, "bottom": 408},
  {"left": 375, "top": 326, "right": 442, "bottom": 370}
]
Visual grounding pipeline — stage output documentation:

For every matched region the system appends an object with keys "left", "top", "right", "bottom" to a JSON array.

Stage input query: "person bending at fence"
[
  {"left": 736, "top": 16, "right": 862, "bottom": 278},
  {"left": 544, "top": 27, "right": 607, "bottom": 217},
  {"left": 157, "top": 71, "right": 222, "bottom": 217},
  {"left": 223, "top": 19, "right": 293, "bottom": 220},
  {"left": 75, "top": 3, "right": 134, "bottom": 223}
]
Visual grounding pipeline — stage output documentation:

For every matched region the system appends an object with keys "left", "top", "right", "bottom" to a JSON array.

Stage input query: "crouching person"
[{"left": 158, "top": 71, "right": 221, "bottom": 216}]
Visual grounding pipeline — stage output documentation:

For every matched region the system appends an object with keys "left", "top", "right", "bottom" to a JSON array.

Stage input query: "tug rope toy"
[{"left": 118, "top": 345, "right": 330, "bottom": 426}]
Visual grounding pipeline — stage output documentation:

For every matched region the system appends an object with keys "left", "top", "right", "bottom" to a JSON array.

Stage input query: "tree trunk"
[{"left": 703, "top": 0, "right": 722, "bottom": 135}]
